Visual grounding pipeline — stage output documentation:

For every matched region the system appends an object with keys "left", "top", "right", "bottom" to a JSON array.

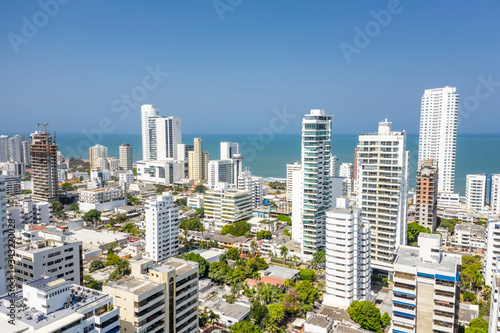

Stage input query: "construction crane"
[{"left": 36, "top": 123, "right": 71, "bottom": 133}]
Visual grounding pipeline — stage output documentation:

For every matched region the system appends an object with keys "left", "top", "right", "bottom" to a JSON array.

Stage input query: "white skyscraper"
[
  {"left": 286, "top": 161, "right": 301, "bottom": 202},
  {"left": 324, "top": 197, "right": 371, "bottom": 307},
  {"left": 141, "top": 104, "right": 160, "bottom": 161},
  {"left": 489, "top": 270, "right": 500, "bottom": 333},
  {"left": 89, "top": 144, "right": 108, "bottom": 171},
  {"left": 295, "top": 109, "right": 332, "bottom": 255},
  {"left": 8, "top": 134, "right": 24, "bottom": 162},
  {"left": 144, "top": 192, "right": 179, "bottom": 262},
  {"left": 0, "top": 176, "right": 9, "bottom": 295},
  {"left": 329, "top": 154, "right": 338, "bottom": 177},
  {"left": 238, "top": 169, "right": 264, "bottom": 208},
  {"left": 208, "top": 160, "right": 233, "bottom": 188},
  {"left": 155, "top": 116, "right": 182, "bottom": 160},
  {"left": 466, "top": 174, "right": 487, "bottom": 211},
  {"left": 339, "top": 162, "right": 354, "bottom": 196},
  {"left": 21, "top": 141, "right": 31, "bottom": 165},
  {"left": 220, "top": 141, "right": 239, "bottom": 160},
  {"left": 0, "top": 135, "right": 8, "bottom": 162},
  {"left": 356, "top": 119, "right": 409, "bottom": 275},
  {"left": 119, "top": 143, "right": 133, "bottom": 170},
  {"left": 491, "top": 174, "right": 500, "bottom": 216},
  {"left": 418, "top": 86, "right": 459, "bottom": 193},
  {"left": 486, "top": 217, "right": 500, "bottom": 287}
]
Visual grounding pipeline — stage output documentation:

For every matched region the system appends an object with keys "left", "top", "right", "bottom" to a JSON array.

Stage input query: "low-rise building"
[
  {"left": 212, "top": 301, "right": 251, "bottom": 327},
  {"left": 437, "top": 192, "right": 460, "bottom": 208},
  {"left": 136, "top": 159, "right": 184, "bottom": 185},
  {"left": 187, "top": 194, "right": 204, "bottom": 208},
  {"left": 452, "top": 223, "right": 486, "bottom": 252},
  {"left": 79, "top": 186, "right": 127, "bottom": 212}
]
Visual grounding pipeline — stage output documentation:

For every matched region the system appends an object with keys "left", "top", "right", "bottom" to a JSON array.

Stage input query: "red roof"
[{"left": 245, "top": 276, "right": 284, "bottom": 287}]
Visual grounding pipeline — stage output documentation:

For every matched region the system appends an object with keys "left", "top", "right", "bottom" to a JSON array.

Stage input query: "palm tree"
[
  {"left": 250, "top": 240, "right": 258, "bottom": 256},
  {"left": 209, "top": 310, "right": 220, "bottom": 329},
  {"left": 279, "top": 246, "right": 288, "bottom": 262},
  {"left": 268, "top": 250, "right": 274, "bottom": 258}
]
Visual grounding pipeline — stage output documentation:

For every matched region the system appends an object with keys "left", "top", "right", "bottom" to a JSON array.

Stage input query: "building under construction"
[{"left": 30, "top": 131, "right": 59, "bottom": 202}]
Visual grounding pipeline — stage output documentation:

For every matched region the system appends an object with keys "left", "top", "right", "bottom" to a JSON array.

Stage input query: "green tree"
[
  {"left": 225, "top": 294, "right": 237, "bottom": 304},
  {"left": 194, "top": 207, "right": 205, "bottom": 218},
  {"left": 23, "top": 190, "right": 32, "bottom": 194},
  {"left": 194, "top": 185, "right": 208, "bottom": 193},
  {"left": 311, "top": 248, "right": 326, "bottom": 268},
  {"left": 69, "top": 202, "right": 79, "bottom": 211},
  {"left": 221, "top": 221, "right": 252, "bottom": 237},
  {"left": 83, "top": 209, "right": 101, "bottom": 224},
  {"left": 381, "top": 312, "right": 391, "bottom": 327},
  {"left": 89, "top": 260, "right": 105, "bottom": 272},
  {"left": 439, "top": 217, "right": 461, "bottom": 234},
  {"left": 463, "top": 292, "right": 477, "bottom": 302},
  {"left": 279, "top": 246, "right": 288, "bottom": 260},
  {"left": 179, "top": 218, "right": 204, "bottom": 231},
  {"left": 50, "top": 201, "right": 64, "bottom": 217},
  {"left": 184, "top": 253, "right": 209, "bottom": 278},
  {"left": 282, "top": 288, "right": 301, "bottom": 314},
  {"left": 155, "top": 184, "right": 165, "bottom": 194},
  {"left": 250, "top": 301, "right": 269, "bottom": 323},
  {"left": 299, "top": 269, "right": 316, "bottom": 281},
  {"left": 295, "top": 280, "right": 321, "bottom": 312},
  {"left": 266, "top": 303, "right": 285, "bottom": 333},
  {"left": 61, "top": 182, "right": 72, "bottom": 191},
  {"left": 283, "top": 229, "right": 291, "bottom": 238},
  {"left": 348, "top": 301, "right": 383, "bottom": 333},
  {"left": 407, "top": 222, "right": 431, "bottom": 245},
  {"left": 276, "top": 215, "right": 292, "bottom": 225},
  {"left": 229, "top": 320, "right": 263, "bottom": 333},
  {"left": 256, "top": 230, "right": 272, "bottom": 240},
  {"left": 226, "top": 247, "right": 241, "bottom": 260},
  {"left": 465, "top": 317, "right": 488, "bottom": 333}
]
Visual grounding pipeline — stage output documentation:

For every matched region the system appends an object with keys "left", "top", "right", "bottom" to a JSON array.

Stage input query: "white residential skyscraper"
[
  {"left": 155, "top": 116, "right": 182, "bottom": 160},
  {"left": 295, "top": 109, "right": 332, "bottom": 255},
  {"left": 220, "top": 141, "right": 239, "bottom": 160},
  {"left": 356, "top": 119, "right": 409, "bottom": 275},
  {"left": 89, "top": 144, "right": 108, "bottom": 171},
  {"left": 466, "top": 174, "right": 487, "bottom": 211},
  {"left": 329, "top": 154, "right": 338, "bottom": 177},
  {"left": 119, "top": 143, "right": 133, "bottom": 170},
  {"left": 208, "top": 160, "right": 233, "bottom": 188},
  {"left": 0, "top": 177, "right": 8, "bottom": 295},
  {"left": 144, "top": 192, "right": 179, "bottom": 262},
  {"left": 286, "top": 161, "right": 301, "bottom": 202},
  {"left": 324, "top": 197, "right": 371, "bottom": 307},
  {"left": 491, "top": 174, "right": 500, "bottom": 216},
  {"left": 141, "top": 104, "right": 159, "bottom": 161},
  {"left": 418, "top": 86, "right": 459, "bottom": 193},
  {"left": 485, "top": 217, "right": 500, "bottom": 287},
  {"left": 8, "top": 134, "right": 24, "bottom": 162},
  {"left": 238, "top": 169, "right": 264, "bottom": 208}
]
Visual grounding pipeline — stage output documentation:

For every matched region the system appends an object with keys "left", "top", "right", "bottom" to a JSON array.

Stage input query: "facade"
[
  {"left": 13, "top": 232, "right": 82, "bottom": 289},
  {"left": 492, "top": 174, "right": 500, "bottom": 216},
  {"left": 489, "top": 272, "right": 500, "bottom": 333},
  {"left": 418, "top": 86, "right": 459, "bottom": 193},
  {"left": 452, "top": 223, "right": 486, "bottom": 252},
  {"left": 415, "top": 159, "right": 439, "bottom": 231},
  {"left": 465, "top": 174, "right": 487, "bottom": 211},
  {"left": 107, "top": 157, "right": 119, "bottom": 171},
  {"left": 339, "top": 162, "right": 354, "bottom": 196},
  {"left": 119, "top": 170, "right": 134, "bottom": 185},
  {"left": 188, "top": 138, "right": 209, "bottom": 183},
  {"left": 438, "top": 192, "right": 460, "bottom": 208},
  {"left": 286, "top": 161, "right": 301, "bottom": 201},
  {"left": 298, "top": 109, "right": 332, "bottom": 255},
  {"left": 356, "top": 119, "right": 409, "bottom": 275},
  {"left": 137, "top": 159, "right": 184, "bottom": 185},
  {"left": 141, "top": 104, "right": 160, "bottom": 161},
  {"left": 231, "top": 153, "right": 243, "bottom": 185},
  {"left": 485, "top": 218, "right": 500, "bottom": 287},
  {"left": 89, "top": 144, "right": 108, "bottom": 171},
  {"left": 330, "top": 154, "right": 338, "bottom": 177},
  {"left": 220, "top": 141, "right": 239, "bottom": 160},
  {"left": 187, "top": 194, "right": 204, "bottom": 208},
  {"left": 204, "top": 183, "right": 253, "bottom": 224},
  {"left": 0, "top": 177, "right": 8, "bottom": 295},
  {"left": 22, "top": 140, "right": 31, "bottom": 165},
  {"left": 79, "top": 186, "right": 127, "bottom": 212},
  {"left": 0, "top": 276, "right": 120, "bottom": 333},
  {"left": 208, "top": 159, "right": 233, "bottom": 188},
  {"left": 144, "top": 192, "right": 179, "bottom": 262},
  {"left": 324, "top": 197, "right": 371, "bottom": 308},
  {"left": 392, "top": 234, "right": 461, "bottom": 333},
  {"left": 8, "top": 134, "right": 24, "bottom": 162},
  {"left": 30, "top": 131, "right": 59, "bottom": 202},
  {"left": 119, "top": 143, "right": 133, "bottom": 170},
  {"left": 291, "top": 168, "right": 304, "bottom": 245},
  {"left": 0, "top": 135, "right": 8, "bottom": 162},
  {"left": 238, "top": 170, "right": 264, "bottom": 208}
]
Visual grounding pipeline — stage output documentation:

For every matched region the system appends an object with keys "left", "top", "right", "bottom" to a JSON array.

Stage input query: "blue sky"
[{"left": 1, "top": 0, "right": 499, "bottom": 135}]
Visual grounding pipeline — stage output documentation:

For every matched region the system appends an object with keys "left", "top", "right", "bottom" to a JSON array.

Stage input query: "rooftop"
[
  {"left": 395, "top": 245, "right": 461, "bottom": 274},
  {"left": 262, "top": 264, "right": 300, "bottom": 280},
  {"left": 105, "top": 276, "right": 161, "bottom": 295},
  {"left": 65, "top": 228, "right": 128, "bottom": 247},
  {"left": 212, "top": 301, "right": 250, "bottom": 321}
]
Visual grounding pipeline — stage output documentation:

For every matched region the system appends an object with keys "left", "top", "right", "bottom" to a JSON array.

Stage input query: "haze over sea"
[{"left": 9, "top": 132, "right": 499, "bottom": 196}]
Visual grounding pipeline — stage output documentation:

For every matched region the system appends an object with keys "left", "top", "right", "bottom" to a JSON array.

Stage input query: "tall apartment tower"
[
  {"left": 491, "top": 174, "right": 500, "bottom": 216},
  {"left": 418, "top": 86, "right": 459, "bottom": 193},
  {"left": 238, "top": 169, "right": 264, "bottom": 208},
  {"left": 286, "top": 161, "right": 301, "bottom": 202},
  {"left": 339, "top": 162, "right": 354, "bottom": 196},
  {"left": 30, "top": 131, "right": 59, "bottom": 202},
  {"left": 21, "top": 140, "right": 31, "bottom": 165},
  {"left": 0, "top": 177, "right": 9, "bottom": 295},
  {"left": 466, "top": 174, "right": 487, "bottom": 211},
  {"left": 392, "top": 234, "right": 461, "bottom": 333},
  {"left": 89, "top": 144, "right": 108, "bottom": 171},
  {"left": 356, "top": 119, "right": 409, "bottom": 275},
  {"left": 220, "top": 141, "right": 239, "bottom": 160},
  {"left": 119, "top": 143, "right": 133, "bottom": 170},
  {"left": 231, "top": 153, "right": 243, "bottom": 185},
  {"left": 188, "top": 138, "right": 209, "bottom": 183},
  {"left": 415, "top": 159, "right": 439, "bottom": 232},
  {"left": 141, "top": 104, "right": 160, "bottom": 161},
  {"left": 8, "top": 134, "right": 24, "bottom": 162},
  {"left": 155, "top": 116, "right": 182, "bottom": 160},
  {"left": 489, "top": 270, "right": 500, "bottom": 333},
  {"left": 0, "top": 135, "right": 9, "bottom": 162},
  {"left": 329, "top": 154, "right": 338, "bottom": 177},
  {"left": 298, "top": 109, "right": 332, "bottom": 255},
  {"left": 208, "top": 160, "right": 233, "bottom": 188},
  {"left": 324, "top": 197, "right": 371, "bottom": 307},
  {"left": 144, "top": 192, "right": 179, "bottom": 262},
  {"left": 485, "top": 218, "right": 500, "bottom": 287}
]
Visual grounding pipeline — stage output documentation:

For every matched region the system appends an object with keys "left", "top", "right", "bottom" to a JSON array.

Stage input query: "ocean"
[{"left": 9, "top": 132, "right": 500, "bottom": 196}]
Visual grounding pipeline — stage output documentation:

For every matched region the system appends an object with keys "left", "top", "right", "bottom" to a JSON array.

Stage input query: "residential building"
[
  {"left": 220, "top": 141, "right": 239, "bottom": 160},
  {"left": 291, "top": 167, "right": 304, "bottom": 246},
  {"left": 485, "top": 218, "right": 500, "bottom": 286},
  {"left": 0, "top": 160, "right": 26, "bottom": 177},
  {"left": 286, "top": 161, "right": 301, "bottom": 201},
  {"left": 13, "top": 232, "right": 82, "bottom": 289},
  {"left": 324, "top": 197, "right": 371, "bottom": 307},
  {"left": 330, "top": 154, "right": 338, "bottom": 177},
  {"left": 107, "top": 157, "right": 119, "bottom": 171},
  {"left": 415, "top": 159, "right": 439, "bottom": 231},
  {"left": 155, "top": 116, "right": 182, "bottom": 160},
  {"left": 438, "top": 192, "right": 460, "bottom": 208},
  {"left": 188, "top": 138, "right": 209, "bottom": 183},
  {"left": 141, "top": 104, "right": 160, "bottom": 161},
  {"left": 177, "top": 143, "right": 194, "bottom": 178},
  {"left": 466, "top": 174, "right": 487, "bottom": 211},
  {"left": 0, "top": 135, "right": 8, "bottom": 162},
  {"left": 208, "top": 159, "right": 233, "bottom": 188},
  {"left": 187, "top": 194, "right": 204, "bottom": 209},
  {"left": 136, "top": 159, "right": 185, "bottom": 185},
  {"left": 30, "top": 131, "right": 59, "bottom": 202},
  {"left": 144, "top": 192, "right": 179, "bottom": 262},
  {"left": 212, "top": 301, "right": 250, "bottom": 327},
  {"left": 8, "top": 134, "right": 25, "bottom": 162},
  {"left": 452, "top": 223, "right": 486, "bottom": 252},
  {"left": 297, "top": 109, "right": 333, "bottom": 255},
  {"left": 231, "top": 154, "right": 243, "bottom": 185},
  {"left": 392, "top": 234, "right": 461, "bottom": 333},
  {"left": 0, "top": 176, "right": 8, "bottom": 295},
  {"left": 489, "top": 272, "right": 500, "bottom": 333},
  {"left": 119, "top": 143, "right": 133, "bottom": 170},
  {"left": 119, "top": 170, "right": 134, "bottom": 185},
  {"left": 329, "top": 176, "right": 346, "bottom": 208},
  {"left": 339, "top": 162, "right": 354, "bottom": 196},
  {"left": 3, "top": 175, "right": 21, "bottom": 195},
  {"left": 79, "top": 186, "right": 127, "bottom": 212},
  {"left": 418, "top": 86, "right": 459, "bottom": 193},
  {"left": 0, "top": 276, "right": 120, "bottom": 333},
  {"left": 491, "top": 174, "right": 500, "bottom": 216},
  {"left": 22, "top": 140, "right": 31, "bottom": 165},
  {"left": 89, "top": 144, "right": 108, "bottom": 171},
  {"left": 356, "top": 119, "right": 409, "bottom": 275},
  {"left": 238, "top": 169, "right": 264, "bottom": 208},
  {"left": 204, "top": 183, "right": 252, "bottom": 225}
]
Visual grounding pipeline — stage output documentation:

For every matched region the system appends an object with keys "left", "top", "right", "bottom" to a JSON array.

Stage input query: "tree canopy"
[
  {"left": 299, "top": 269, "right": 316, "bottom": 281},
  {"left": 465, "top": 317, "right": 488, "bottom": 333},
  {"left": 194, "top": 185, "right": 208, "bottom": 193},
  {"left": 221, "top": 221, "right": 252, "bottom": 237},
  {"left": 407, "top": 222, "right": 431, "bottom": 246},
  {"left": 180, "top": 218, "right": 204, "bottom": 231},
  {"left": 348, "top": 301, "right": 386, "bottom": 333},
  {"left": 184, "top": 253, "right": 209, "bottom": 278},
  {"left": 82, "top": 209, "right": 101, "bottom": 223}
]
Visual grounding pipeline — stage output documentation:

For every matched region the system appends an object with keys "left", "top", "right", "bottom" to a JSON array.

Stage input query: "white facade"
[
  {"left": 238, "top": 170, "right": 264, "bottom": 208},
  {"left": 8, "top": 134, "right": 24, "bottom": 162},
  {"left": 187, "top": 194, "right": 204, "bottom": 208},
  {"left": 485, "top": 218, "right": 500, "bottom": 287},
  {"left": 89, "top": 144, "right": 108, "bottom": 171},
  {"left": 291, "top": 169, "right": 304, "bottom": 246},
  {"left": 437, "top": 192, "right": 460, "bottom": 208},
  {"left": 137, "top": 159, "right": 184, "bottom": 185},
  {"left": 204, "top": 183, "right": 252, "bottom": 224},
  {"left": 231, "top": 154, "right": 243, "bottom": 185},
  {"left": 491, "top": 174, "right": 500, "bottom": 216},
  {"left": 220, "top": 141, "right": 239, "bottom": 160},
  {"left": 339, "top": 162, "right": 354, "bottom": 179},
  {"left": 141, "top": 104, "right": 160, "bottom": 161},
  {"left": 418, "top": 86, "right": 459, "bottom": 193},
  {"left": 119, "top": 143, "right": 133, "bottom": 170},
  {"left": 324, "top": 198, "right": 371, "bottom": 308},
  {"left": 299, "top": 109, "right": 332, "bottom": 255},
  {"left": 144, "top": 192, "right": 179, "bottom": 262},
  {"left": 0, "top": 177, "right": 8, "bottom": 295},
  {"left": 286, "top": 161, "right": 301, "bottom": 202},
  {"left": 155, "top": 116, "right": 182, "bottom": 160},
  {"left": 466, "top": 174, "right": 487, "bottom": 211},
  {"left": 22, "top": 140, "right": 31, "bottom": 165},
  {"left": 329, "top": 176, "right": 346, "bottom": 208},
  {"left": 208, "top": 160, "right": 233, "bottom": 188},
  {"left": 79, "top": 186, "right": 127, "bottom": 212},
  {"left": 119, "top": 170, "right": 134, "bottom": 185},
  {"left": 356, "top": 119, "right": 409, "bottom": 274},
  {"left": 107, "top": 157, "right": 119, "bottom": 171},
  {"left": 330, "top": 154, "right": 338, "bottom": 177},
  {"left": 489, "top": 272, "right": 500, "bottom": 333}
]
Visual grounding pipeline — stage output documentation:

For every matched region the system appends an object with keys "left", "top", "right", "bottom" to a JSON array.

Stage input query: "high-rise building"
[
  {"left": 296, "top": 109, "right": 332, "bottom": 255},
  {"left": 329, "top": 154, "right": 338, "bottom": 177},
  {"left": 30, "top": 131, "right": 59, "bottom": 202},
  {"left": 8, "top": 134, "right": 24, "bottom": 162},
  {"left": 238, "top": 169, "right": 264, "bottom": 208},
  {"left": 0, "top": 177, "right": 9, "bottom": 295},
  {"left": 418, "top": 86, "right": 459, "bottom": 193},
  {"left": 466, "top": 174, "right": 487, "bottom": 211},
  {"left": 231, "top": 153, "right": 243, "bottom": 185},
  {"left": 392, "top": 234, "right": 461, "bottom": 333},
  {"left": 204, "top": 183, "right": 252, "bottom": 228},
  {"left": 136, "top": 159, "right": 184, "bottom": 185},
  {"left": 177, "top": 143, "right": 194, "bottom": 178},
  {"left": 324, "top": 197, "right": 371, "bottom": 307},
  {"left": 188, "top": 138, "right": 209, "bottom": 183},
  {"left": 286, "top": 161, "right": 301, "bottom": 202},
  {"left": 208, "top": 160, "right": 233, "bottom": 188},
  {"left": 21, "top": 140, "right": 31, "bottom": 165},
  {"left": 339, "top": 162, "right": 354, "bottom": 196},
  {"left": 119, "top": 143, "right": 133, "bottom": 170},
  {"left": 141, "top": 104, "right": 160, "bottom": 161},
  {"left": 356, "top": 119, "right": 409, "bottom": 275},
  {"left": 155, "top": 116, "right": 182, "bottom": 160},
  {"left": 489, "top": 270, "right": 500, "bottom": 333},
  {"left": 0, "top": 135, "right": 9, "bottom": 162},
  {"left": 144, "top": 192, "right": 179, "bottom": 262},
  {"left": 485, "top": 217, "right": 500, "bottom": 287},
  {"left": 491, "top": 174, "right": 500, "bottom": 216},
  {"left": 220, "top": 141, "right": 239, "bottom": 160},
  {"left": 89, "top": 144, "right": 108, "bottom": 171},
  {"left": 415, "top": 159, "right": 438, "bottom": 232}
]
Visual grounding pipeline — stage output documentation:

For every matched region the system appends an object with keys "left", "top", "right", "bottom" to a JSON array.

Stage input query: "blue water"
[{"left": 7, "top": 132, "right": 500, "bottom": 196}]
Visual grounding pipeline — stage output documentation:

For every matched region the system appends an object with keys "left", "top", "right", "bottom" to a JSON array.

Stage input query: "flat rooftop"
[
  {"left": 262, "top": 264, "right": 300, "bottom": 280},
  {"left": 395, "top": 245, "right": 460, "bottom": 275},
  {"left": 212, "top": 301, "right": 250, "bottom": 321},
  {"left": 105, "top": 277, "right": 161, "bottom": 295},
  {"left": 65, "top": 228, "right": 128, "bottom": 247}
]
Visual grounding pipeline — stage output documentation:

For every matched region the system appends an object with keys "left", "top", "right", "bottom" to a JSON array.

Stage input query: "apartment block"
[
  {"left": 119, "top": 143, "right": 133, "bottom": 170},
  {"left": 0, "top": 176, "right": 8, "bottom": 295},
  {"left": 30, "top": 131, "right": 59, "bottom": 202},
  {"left": 89, "top": 144, "right": 108, "bottom": 171},
  {"left": 485, "top": 218, "right": 500, "bottom": 287},
  {"left": 286, "top": 161, "right": 301, "bottom": 202},
  {"left": 188, "top": 138, "right": 209, "bottom": 183},
  {"left": 466, "top": 174, "right": 487, "bottom": 211},
  {"left": 415, "top": 159, "right": 438, "bottom": 231},
  {"left": 491, "top": 174, "right": 500, "bottom": 216},
  {"left": 208, "top": 159, "right": 233, "bottom": 188},
  {"left": 136, "top": 159, "right": 185, "bottom": 185},
  {"left": 238, "top": 169, "right": 264, "bottom": 208},
  {"left": 79, "top": 186, "right": 127, "bottom": 212},
  {"left": 204, "top": 183, "right": 252, "bottom": 225}
]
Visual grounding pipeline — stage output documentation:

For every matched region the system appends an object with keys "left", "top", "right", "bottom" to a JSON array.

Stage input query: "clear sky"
[{"left": 1, "top": 0, "right": 499, "bottom": 135}]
